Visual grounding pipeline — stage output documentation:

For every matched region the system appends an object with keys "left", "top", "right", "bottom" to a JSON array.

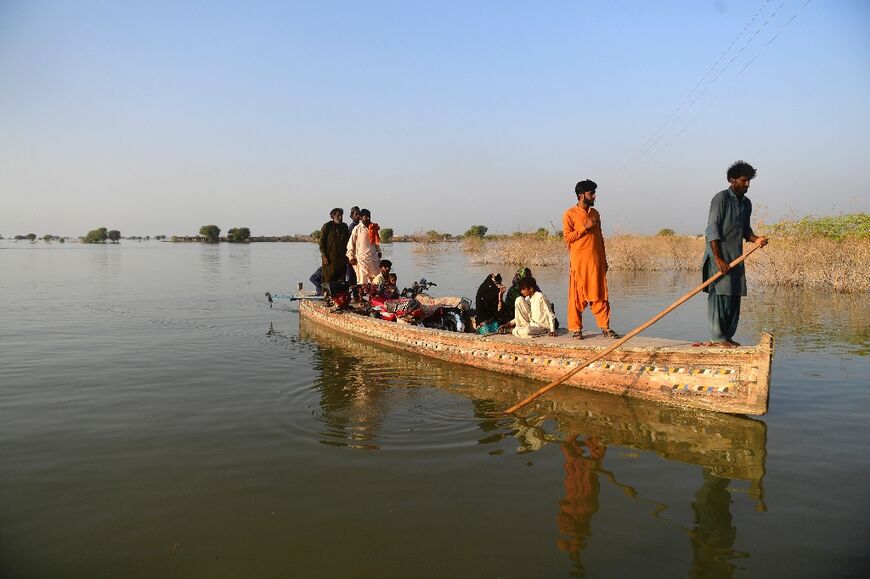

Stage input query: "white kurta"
[
  {"left": 511, "top": 292, "right": 557, "bottom": 338},
  {"left": 346, "top": 224, "right": 380, "bottom": 284}
]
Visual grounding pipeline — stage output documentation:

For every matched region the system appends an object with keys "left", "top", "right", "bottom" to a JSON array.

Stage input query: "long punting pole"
[{"left": 504, "top": 242, "right": 765, "bottom": 414}]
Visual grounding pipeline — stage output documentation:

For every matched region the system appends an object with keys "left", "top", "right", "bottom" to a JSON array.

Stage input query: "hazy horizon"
[{"left": 2, "top": 1, "right": 868, "bottom": 238}]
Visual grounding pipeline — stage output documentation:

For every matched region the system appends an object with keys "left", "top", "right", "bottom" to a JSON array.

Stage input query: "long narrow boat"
[
  {"left": 299, "top": 299, "right": 773, "bottom": 415},
  {"left": 300, "top": 318, "right": 768, "bottom": 501}
]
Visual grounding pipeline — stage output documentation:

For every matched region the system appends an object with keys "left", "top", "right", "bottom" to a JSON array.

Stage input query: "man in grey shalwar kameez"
[{"left": 701, "top": 161, "right": 768, "bottom": 346}]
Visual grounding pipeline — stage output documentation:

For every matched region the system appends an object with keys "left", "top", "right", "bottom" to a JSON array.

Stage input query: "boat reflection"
[{"left": 300, "top": 318, "right": 767, "bottom": 576}]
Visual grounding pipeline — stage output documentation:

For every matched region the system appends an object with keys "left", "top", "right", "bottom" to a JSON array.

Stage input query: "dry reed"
[
  {"left": 465, "top": 230, "right": 869, "bottom": 293},
  {"left": 749, "top": 236, "right": 870, "bottom": 293}
]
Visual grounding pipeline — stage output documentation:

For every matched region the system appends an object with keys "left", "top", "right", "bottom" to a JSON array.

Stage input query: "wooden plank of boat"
[
  {"left": 299, "top": 299, "right": 773, "bottom": 416},
  {"left": 300, "top": 318, "right": 767, "bottom": 500}
]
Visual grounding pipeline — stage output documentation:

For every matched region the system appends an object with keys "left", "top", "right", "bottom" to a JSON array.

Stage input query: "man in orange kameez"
[{"left": 563, "top": 180, "right": 619, "bottom": 340}]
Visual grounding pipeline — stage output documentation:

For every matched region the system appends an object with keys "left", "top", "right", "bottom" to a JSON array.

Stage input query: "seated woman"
[
  {"left": 475, "top": 273, "right": 507, "bottom": 333},
  {"left": 502, "top": 277, "right": 557, "bottom": 338}
]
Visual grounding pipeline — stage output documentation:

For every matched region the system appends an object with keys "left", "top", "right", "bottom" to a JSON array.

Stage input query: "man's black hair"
[
  {"left": 350, "top": 206, "right": 361, "bottom": 214},
  {"left": 359, "top": 208, "right": 371, "bottom": 218},
  {"left": 330, "top": 207, "right": 343, "bottom": 217},
  {"left": 575, "top": 180, "right": 597, "bottom": 195},
  {"left": 727, "top": 161, "right": 756, "bottom": 180},
  {"left": 380, "top": 259, "right": 392, "bottom": 268},
  {"left": 518, "top": 277, "right": 537, "bottom": 291}
]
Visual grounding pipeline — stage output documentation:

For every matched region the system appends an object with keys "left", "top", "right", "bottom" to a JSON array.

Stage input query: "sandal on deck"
[
  {"left": 602, "top": 329, "right": 620, "bottom": 339},
  {"left": 571, "top": 331, "right": 583, "bottom": 340}
]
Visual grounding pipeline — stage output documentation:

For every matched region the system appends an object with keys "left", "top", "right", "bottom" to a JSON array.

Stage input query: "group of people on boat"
[
  {"left": 312, "top": 206, "right": 399, "bottom": 301},
  {"left": 310, "top": 160, "right": 767, "bottom": 348}
]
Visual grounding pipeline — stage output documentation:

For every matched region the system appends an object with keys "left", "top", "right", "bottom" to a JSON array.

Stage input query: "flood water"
[{"left": 1, "top": 240, "right": 868, "bottom": 578}]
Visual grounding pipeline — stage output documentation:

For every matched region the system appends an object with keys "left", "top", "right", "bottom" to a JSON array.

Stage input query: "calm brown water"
[{"left": 1, "top": 240, "right": 868, "bottom": 578}]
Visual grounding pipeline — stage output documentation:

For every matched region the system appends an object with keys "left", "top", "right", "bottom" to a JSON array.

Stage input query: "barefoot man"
[
  {"left": 702, "top": 161, "right": 768, "bottom": 347},
  {"left": 563, "top": 179, "right": 619, "bottom": 340}
]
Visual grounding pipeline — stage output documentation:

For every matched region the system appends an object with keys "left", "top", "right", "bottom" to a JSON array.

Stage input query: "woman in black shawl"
[
  {"left": 319, "top": 208, "right": 350, "bottom": 294},
  {"left": 475, "top": 273, "right": 506, "bottom": 327}
]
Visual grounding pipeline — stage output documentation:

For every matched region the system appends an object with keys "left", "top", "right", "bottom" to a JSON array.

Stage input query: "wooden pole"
[{"left": 504, "top": 242, "right": 765, "bottom": 414}]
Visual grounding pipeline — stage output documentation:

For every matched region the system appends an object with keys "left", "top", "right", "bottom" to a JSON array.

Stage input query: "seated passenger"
[
  {"left": 504, "top": 266, "right": 560, "bottom": 330},
  {"left": 503, "top": 277, "right": 557, "bottom": 338},
  {"left": 475, "top": 272, "right": 507, "bottom": 329},
  {"left": 504, "top": 267, "right": 534, "bottom": 320},
  {"left": 382, "top": 272, "right": 400, "bottom": 299},
  {"left": 371, "top": 259, "right": 393, "bottom": 293}
]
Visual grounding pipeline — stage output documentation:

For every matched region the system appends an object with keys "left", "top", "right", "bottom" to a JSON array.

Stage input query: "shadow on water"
[{"left": 299, "top": 318, "right": 768, "bottom": 577}]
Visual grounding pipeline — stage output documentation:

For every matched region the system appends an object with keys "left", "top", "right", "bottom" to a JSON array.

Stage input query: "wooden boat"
[
  {"left": 299, "top": 299, "right": 773, "bottom": 415},
  {"left": 300, "top": 318, "right": 767, "bottom": 501}
]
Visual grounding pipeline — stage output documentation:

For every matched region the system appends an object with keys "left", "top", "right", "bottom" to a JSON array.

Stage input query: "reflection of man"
[
  {"left": 557, "top": 436, "right": 606, "bottom": 576},
  {"left": 702, "top": 161, "right": 768, "bottom": 347},
  {"left": 689, "top": 468, "right": 739, "bottom": 578},
  {"left": 563, "top": 180, "right": 619, "bottom": 340}
]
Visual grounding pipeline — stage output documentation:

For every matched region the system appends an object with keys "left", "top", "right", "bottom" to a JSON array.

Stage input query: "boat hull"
[{"left": 299, "top": 300, "right": 772, "bottom": 415}]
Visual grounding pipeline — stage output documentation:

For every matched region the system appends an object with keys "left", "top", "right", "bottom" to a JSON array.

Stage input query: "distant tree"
[
  {"left": 657, "top": 228, "right": 676, "bottom": 237},
  {"left": 227, "top": 227, "right": 251, "bottom": 242},
  {"left": 311, "top": 229, "right": 322, "bottom": 242},
  {"left": 42, "top": 234, "right": 52, "bottom": 242},
  {"left": 535, "top": 227, "right": 549, "bottom": 238},
  {"left": 380, "top": 227, "right": 394, "bottom": 242},
  {"left": 464, "top": 225, "right": 488, "bottom": 238},
  {"left": 27, "top": 233, "right": 37, "bottom": 241},
  {"left": 84, "top": 227, "right": 108, "bottom": 243},
  {"left": 107, "top": 230, "right": 121, "bottom": 242},
  {"left": 199, "top": 225, "right": 221, "bottom": 243}
]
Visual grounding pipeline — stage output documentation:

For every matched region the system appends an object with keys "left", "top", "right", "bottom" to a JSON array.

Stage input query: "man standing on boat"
[
  {"left": 346, "top": 206, "right": 361, "bottom": 299},
  {"left": 346, "top": 208, "right": 382, "bottom": 285},
  {"left": 702, "top": 160, "right": 768, "bottom": 347},
  {"left": 319, "top": 208, "right": 350, "bottom": 297},
  {"left": 563, "top": 180, "right": 619, "bottom": 340}
]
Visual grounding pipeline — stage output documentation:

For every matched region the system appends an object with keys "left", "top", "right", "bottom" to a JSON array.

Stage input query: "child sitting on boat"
[
  {"left": 502, "top": 277, "right": 557, "bottom": 338},
  {"left": 381, "top": 272, "right": 400, "bottom": 299}
]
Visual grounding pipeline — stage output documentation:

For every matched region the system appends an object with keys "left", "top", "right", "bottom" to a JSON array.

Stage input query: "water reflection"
[
  {"left": 745, "top": 286, "right": 869, "bottom": 356},
  {"left": 308, "top": 331, "right": 388, "bottom": 450},
  {"left": 299, "top": 318, "right": 768, "bottom": 576},
  {"left": 556, "top": 435, "right": 604, "bottom": 577},
  {"left": 554, "top": 435, "right": 752, "bottom": 578},
  {"left": 688, "top": 468, "right": 747, "bottom": 578}
]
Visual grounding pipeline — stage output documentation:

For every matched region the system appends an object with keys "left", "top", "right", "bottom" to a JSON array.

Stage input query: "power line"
[
  {"left": 739, "top": 0, "right": 814, "bottom": 74},
  {"left": 621, "top": 0, "right": 772, "bottom": 174}
]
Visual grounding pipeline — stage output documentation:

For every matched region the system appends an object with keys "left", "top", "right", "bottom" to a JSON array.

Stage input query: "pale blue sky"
[{"left": 1, "top": 0, "right": 868, "bottom": 237}]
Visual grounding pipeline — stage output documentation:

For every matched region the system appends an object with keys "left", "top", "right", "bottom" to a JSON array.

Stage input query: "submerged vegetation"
[
  {"left": 461, "top": 213, "right": 869, "bottom": 293},
  {"left": 83, "top": 227, "right": 120, "bottom": 243}
]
